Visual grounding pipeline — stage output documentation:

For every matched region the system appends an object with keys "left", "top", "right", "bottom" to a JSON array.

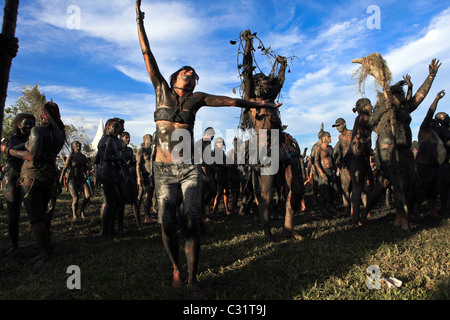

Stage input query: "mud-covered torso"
[
  {"left": 351, "top": 114, "right": 372, "bottom": 157},
  {"left": 137, "top": 146, "right": 152, "bottom": 177},
  {"left": 374, "top": 104, "right": 412, "bottom": 149},
  {"left": 21, "top": 125, "right": 65, "bottom": 181},
  {"left": 67, "top": 153, "right": 88, "bottom": 183},
  {"left": 3, "top": 134, "right": 28, "bottom": 183},
  {"left": 96, "top": 134, "right": 125, "bottom": 183},
  {"left": 154, "top": 86, "right": 207, "bottom": 163}
]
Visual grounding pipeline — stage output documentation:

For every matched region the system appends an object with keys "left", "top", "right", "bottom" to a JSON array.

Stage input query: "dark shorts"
[{"left": 153, "top": 162, "right": 202, "bottom": 224}]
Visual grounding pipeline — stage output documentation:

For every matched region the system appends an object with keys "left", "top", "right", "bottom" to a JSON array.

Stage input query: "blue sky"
[{"left": 3, "top": 0, "right": 450, "bottom": 153}]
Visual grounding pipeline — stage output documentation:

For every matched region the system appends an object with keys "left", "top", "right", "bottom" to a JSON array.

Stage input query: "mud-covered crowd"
[{"left": 0, "top": 0, "right": 448, "bottom": 294}]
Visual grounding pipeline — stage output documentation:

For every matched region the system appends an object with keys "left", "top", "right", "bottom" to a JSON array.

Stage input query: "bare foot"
[
  {"left": 188, "top": 280, "right": 203, "bottom": 296},
  {"left": 33, "top": 255, "right": 53, "bottom": 268},
  {"left": 144, "top": 216, "right": 157, "bottom": 224},
  {"left": 281, "top": 228, "right": 303, "bottom": 241},
  {"left": 172, "top": 270, "right": 182, "bottom": 290},
  {"left": 394, "top": 214, "right": 409, "bottom": 230}
]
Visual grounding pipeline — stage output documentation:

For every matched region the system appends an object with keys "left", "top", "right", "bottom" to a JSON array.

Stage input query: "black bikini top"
[
  {"left": 154, "top": 107, "right": 195, "bottom": 124},
  {"left": 154, "top": 88, "right": 197, "bottom": 124}
]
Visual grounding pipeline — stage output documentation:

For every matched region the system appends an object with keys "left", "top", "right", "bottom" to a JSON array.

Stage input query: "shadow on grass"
[{"left": 0, "top": 192, "right": 448, "bottom": 300}]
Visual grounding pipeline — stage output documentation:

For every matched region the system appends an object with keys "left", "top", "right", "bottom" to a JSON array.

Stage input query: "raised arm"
[
  {"left": 266, "top": 55, "right": 287, "bottom": 101},
  {"left": 242, "top": 30, "right": 256, "bottom": 101},
  {"left": 408, "top": 59, "right": 441, "bottom": 113},
  {"left": 403, "top": 74, "right": 413, "bottom": 101},
  {"left": 421, "top": 90, "right": 445, "bottom": 129},
  {"left": 136, "top": 0, "right": 165, "bottom": 91}
]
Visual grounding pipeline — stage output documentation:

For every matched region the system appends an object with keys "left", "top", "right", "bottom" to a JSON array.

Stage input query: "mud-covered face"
[
  {"left": 18, "top": 118, "right": 35, "bottom": 136},
  {"left": 174, "top": 66, "right": 198, "bottom": 91},
  {"left": 393, "top": 88, "right": 406, "bottom": 105},
  {"left": 436, "top": 112, "right": 449, "bottom": 126},
  {"left": 336, "top": 124, "right": 345, "bottom": 133},
  {"left": 122, "top": 134, "right": 130, "bottom": 145},
  {"left": 108, "top": 122, "right": 121, "bottom": 137},
  {"left": 363, "top": 103, "right": 373, "bottom": 114},
  {"left": 322, "top": 133, "right": 331, "bottom": 144},
  {"left": 254, "top": 75, "right": 270, "bottom": 97},
  {"left": 72, "top": 141, "right": 81, "bottom": 153}
]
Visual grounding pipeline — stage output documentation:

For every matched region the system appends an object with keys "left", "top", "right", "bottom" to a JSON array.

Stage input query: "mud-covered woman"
[
  {"left": 1, "top": 102, "right": 66, "bottom": 266},
  {"left": 136, "top": 0, "right": 282, "bottom": 292},
  {"left": 1, "top": 113, "right": 35, "bottom": 255},
  {"left": 95, "top": 118, "right": 127, "bottom": 237},
  {"left": 60, "top": 141, "right": 91, "bottom": 221}
]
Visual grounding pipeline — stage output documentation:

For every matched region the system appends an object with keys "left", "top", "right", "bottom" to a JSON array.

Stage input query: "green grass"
[{"left": 0, "top": 190, "right": 448, "bottom": 300}]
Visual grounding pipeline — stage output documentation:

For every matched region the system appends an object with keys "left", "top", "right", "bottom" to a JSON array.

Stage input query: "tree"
[
  {"left": 2, "top": 83, "right": 91, "bottom": 158},
  {"left": 0, "top": 0, "right": 20, "bottom": 140},
  {"left": 2, "top": 84, "right": 46, "bottom": 139}
]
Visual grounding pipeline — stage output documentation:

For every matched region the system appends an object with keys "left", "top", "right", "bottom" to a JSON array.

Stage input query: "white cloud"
[{"left": 7, "top": 1, "right": 450, "bottom": 151}]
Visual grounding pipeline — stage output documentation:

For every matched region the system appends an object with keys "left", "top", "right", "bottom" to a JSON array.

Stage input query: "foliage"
[
  {"left": 1, "top": 84, "right": 92, "bottom": 162},
  {"left": 2, "top": 84, "right": 46, "bottom": 140}
]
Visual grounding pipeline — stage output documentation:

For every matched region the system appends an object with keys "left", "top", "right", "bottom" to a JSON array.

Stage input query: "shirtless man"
[
  {"left": 416, "top": 90, "right": 446, "bottom": 219},
  {"left": 282, "top": 132, "right": 306, "bottom": 211},
  {"left": 194, "top": 127, "right": 216, "bottom": 221},
  {"left": 332, "top": 118, "right": 352, "bottom": 215},
  {"left": 314, "top": 131, "right": 338, "bottom": 213},
  {"left": 136, "top": 134, "right": 157, "bottom": 224},
  {"left": 308, "top": 123, "right": 324, "bottom": 206},
  {"left": 136, "top": 0, "right": 282, "bottom": 292},
  {"left": 117, "top": 131, "right": 140, "bottom": 229},
  {"left": 432, "top": 111, "right": 450, "bottom": 216}
]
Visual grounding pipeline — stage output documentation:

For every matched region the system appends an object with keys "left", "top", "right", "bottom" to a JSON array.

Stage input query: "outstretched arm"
[
  {"left": 136, "top": 0, "right": 165, "bottom": 91},
  {"left": 202, "top": 93, "right": 282, "bottom": 109}
]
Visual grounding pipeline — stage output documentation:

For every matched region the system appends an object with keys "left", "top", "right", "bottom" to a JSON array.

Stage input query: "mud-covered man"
[
  {"left": 332, "top": 118, "right": 352, "bottom": 215},
  {"left": 416, "top": 90, "right": 446, "bottom": 219},
  {"left": 314, "top": 131, "right": 338, "bottom": 213},
  {"left": 136, "top": 133, "right": 157, "bottom": 224}
]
